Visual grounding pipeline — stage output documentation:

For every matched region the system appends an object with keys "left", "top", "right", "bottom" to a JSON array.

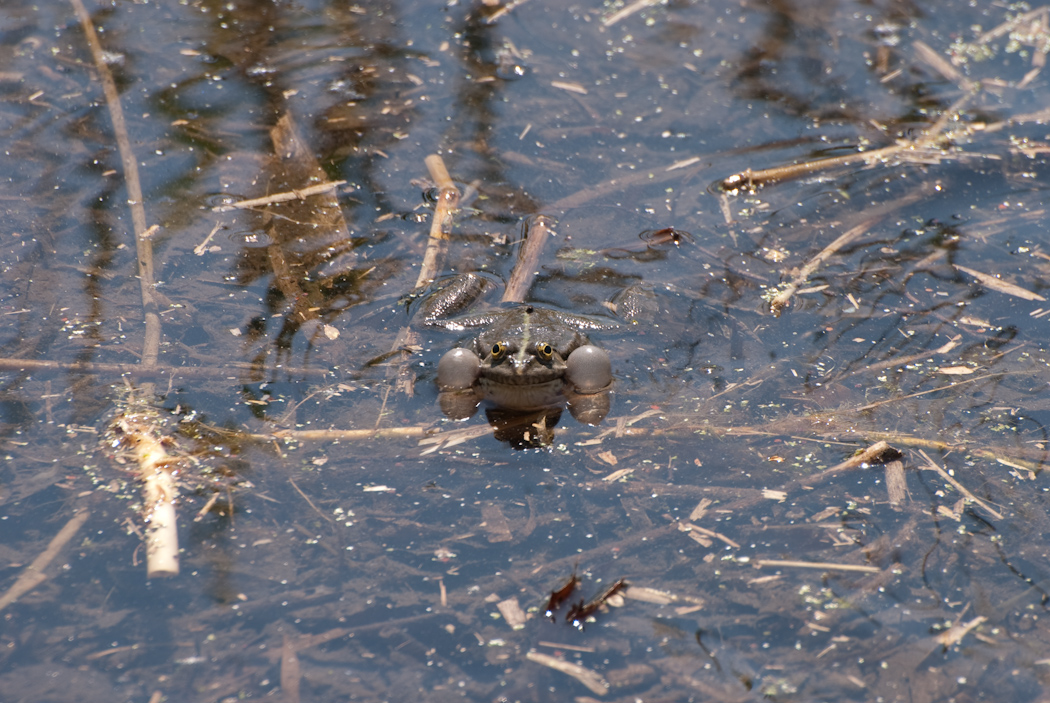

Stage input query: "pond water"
[{"left": 3, "top": 0, "right": 1050, "bottom": 700}]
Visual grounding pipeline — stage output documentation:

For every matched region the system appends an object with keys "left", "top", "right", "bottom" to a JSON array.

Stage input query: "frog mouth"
[{"left": 476, "top": 376, "right": 567, "bottom": 410}]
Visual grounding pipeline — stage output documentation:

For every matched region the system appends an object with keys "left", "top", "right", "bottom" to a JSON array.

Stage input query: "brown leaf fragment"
[
  {"left": 480, "top": 502, "right": 513, "bottom": 543},
  {"left": 884, "top": 460, "right": 908, "bottom": 509},
  {"left": 280, "top": 634, "right": 301, "bottom": 703},
  {"left": 601, "top": 468, "right": 633, "bottom": 482},
  {"left": 933, "top": 616, "right": 987, "bottom": 647},
  {"left": 688, "top": 498, "right": 712, "bottom": 522},
  {"left": 497, "top": 597, "right": 527, "bottom": 630},
  {"left": 954, "top": 264, "right": 1046, "bottom": 301},
  {"left": 526, "top": 651, "right": 608, "bottom": 695},
  {"left": 550, "top": 80, "right": 588, "bottom": 95},
  {"left": 937, "top": 365, "right": 975, "bottom": 375}
]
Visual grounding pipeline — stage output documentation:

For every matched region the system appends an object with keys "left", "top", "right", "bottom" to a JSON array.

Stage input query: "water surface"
[{"left": 2, "top": 0, "right": 1050, "bottom": 701}]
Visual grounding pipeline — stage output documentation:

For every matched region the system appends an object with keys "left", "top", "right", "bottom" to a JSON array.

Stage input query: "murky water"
[{"left": 3, "top": 0, "right": 1050, "bottom": 700}]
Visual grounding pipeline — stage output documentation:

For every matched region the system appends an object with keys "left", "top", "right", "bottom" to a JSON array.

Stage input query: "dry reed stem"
[
  {"left": 236, "top": 413, "right": 1045, "bottom": 475},
  {"left": 373, "top": 155, "right": 461, "bottom": 413},
  {"left": 414, "top": 154, "right": 461, "bottom": 290},
  {"left": 603, "top": 0, "right": 663, "bottom": 27},
  {"left": 953, "top": 264, "right": 1046, "bottom": 301},
  {"left": 128, "top": 425, "right": 181, "bottom": 577},
  {"left": 484, "top": 0, "right": 533, "bottom": 24},
  {"left": 976, "top": 5, "right": 1049, "bottom": 43},
  {"left": 502, "top": 215, "right": 555, "bottom": 303},
  {"left": 70, "top": 0, "right": 161, "bottom": 368},
  {"left": 252, "top": 426, "right": 431, "bottom": 442},
  {"left": 755, "top": 559, "right": 882, "bottom": 573},
  {"left": 801, "top": 440, "right": 900, "bottom": 487},
  {"left": 913, "top": 41, "right": 974, "bottom": 92},
  {"left": 0, "top": 510, "right": 90, "bottom": 612},
  {"left": 721, "top": 143, "right": 908, "bottom": 192},
  {"left": 0, "top": 356, "right": 329, "bottom": 379},
  {"left": 211, "top": 180, "right": 346, "bottom": 212},
  {"left": 721, "top": 88, "right": 973, "bottom": 192}
]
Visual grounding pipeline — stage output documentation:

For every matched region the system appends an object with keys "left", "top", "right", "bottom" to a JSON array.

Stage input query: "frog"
[{"left": 418, "top": 272, "right": 615, "bottom": 423}]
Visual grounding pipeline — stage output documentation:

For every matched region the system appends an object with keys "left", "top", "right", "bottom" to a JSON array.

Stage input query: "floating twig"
[
  {"left": 0, "top": 356, "right": 328, "bottom": 379},
  {"left": 885, "top": 460, "right": 908, "bottom": 509},
  {"left": 721, "top": 88, "right": 973, "bottom": 192},
  {"left": 677, "top": 522, "right": 741, "bottom": 549},
  {"left": 721, "top": 143, "right": 909, "bottom": 192},
  {"left": 194, "top": 221, "right": 223, "bottom": 255},
  {"left": 755, "top": 559, "right": 882, "bottom": 574},
  {"left": 211, "top": 180, "right": 347, "bottom": 212},
  {"left": 251, "top": 426, "right": 431, "bottom": 442},
  {"left": 954, "top": 264, "right": 1046, "bottom": 301}
]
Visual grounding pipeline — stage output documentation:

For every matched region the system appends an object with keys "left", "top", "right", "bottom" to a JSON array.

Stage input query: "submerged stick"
[
  {"left": 918, "top": 449, "right": 1003, "bottom": 520},
  {"left": 769, "top": 215, "right": 879, "bottom": 316},
  {"left": 0, "top": 510, "right": 89, "bottom": 612},
  {"left": 70, "top": 0, "right": 161, "bottom": 367},
  {"left": 502, "top": 215, "right": 555, "bottom": 304}
]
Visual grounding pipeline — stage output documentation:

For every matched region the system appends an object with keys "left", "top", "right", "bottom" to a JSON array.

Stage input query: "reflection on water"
[{"left": 2, "top": 0, "right": 1050, "bottom": 700}]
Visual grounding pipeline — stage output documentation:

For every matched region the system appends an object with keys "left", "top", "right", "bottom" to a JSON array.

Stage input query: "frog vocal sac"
[{"left": 437, "top": 303, "right": 612, "bottom": 412}]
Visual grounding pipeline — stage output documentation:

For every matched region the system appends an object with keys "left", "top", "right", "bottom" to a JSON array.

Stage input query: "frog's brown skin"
[{"left": 426, "top": 274, "right": 613, "bottom": 416}]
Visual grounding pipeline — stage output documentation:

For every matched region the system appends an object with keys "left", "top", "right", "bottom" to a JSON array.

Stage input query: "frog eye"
[
  {"left": 536, "top": 343, "right": 554, "bottom": 361},
  {"left": 490, "top": 342, "right": 508, "bottom": 359}
]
